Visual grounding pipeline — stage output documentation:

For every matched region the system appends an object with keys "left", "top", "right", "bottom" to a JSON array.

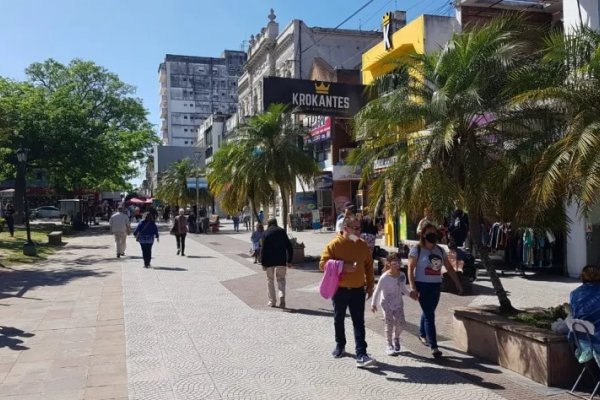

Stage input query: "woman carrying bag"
[{"left": 133, "top": 213, "right": 159, "bottom": 268}]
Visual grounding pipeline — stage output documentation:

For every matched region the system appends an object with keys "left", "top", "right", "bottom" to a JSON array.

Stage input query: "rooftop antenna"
[{"left": 240, "top": 40, "right": 247, "bottom": 52}]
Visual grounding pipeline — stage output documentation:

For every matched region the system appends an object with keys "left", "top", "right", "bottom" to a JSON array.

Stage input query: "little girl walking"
[{"left": 371, "top": 253, "right": 413, "bottom": 355}]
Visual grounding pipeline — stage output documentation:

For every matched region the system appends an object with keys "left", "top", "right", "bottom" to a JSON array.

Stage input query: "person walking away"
[
  {"left": 371, "top": 253, "right": 413, "bottom": 355},
  {"left": 188, "top": 210, "right": 196, "bottom": 233},
  {"left": 335, "top": 202, "right": 355, "bottom": 233},
  {"left": 171, "top": 208, "right": 188, "bottom": 256},
  {"left": 320, "top": 215, "right": 376, "bottom": 368},
  {"left": 133, "top": 213, "right": 159, "bottom": 268},
  {"left": 3, "top": 203, "right": 15, "bottom": 237},
  {"left": 250, "top": 223, "right": 264, "bottom": 264},
  {"left": 408, "top": 222, "right": 463, "bottom": 358},
  {"left": 109, "top": 206, "right": 131, "bottom": 258},
  {"left": 232, "top": 213, "right": 240, "bottom": 232},
  {"left": 360, "top": 215, "right": 378, "bottom": 256},
  {"left": 163, "top": 205, "right": 171, "bottom": 223},
  {"left": 448, "top": 204, "right": 469, "bottom": 247},
  {"left": 258, "top": 210, "right": 264, "bottom": 224},
  {"left": 260, "top": 218, "right": 293, "bottom": 308}
]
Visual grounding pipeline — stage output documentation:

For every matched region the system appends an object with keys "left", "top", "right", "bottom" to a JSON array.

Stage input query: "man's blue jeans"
[
  {"left": 332, "top": 287, "right": 367, "bottom": 356},
  {"left": 416, "top": 281, "right": 442, "bottom": 349}
]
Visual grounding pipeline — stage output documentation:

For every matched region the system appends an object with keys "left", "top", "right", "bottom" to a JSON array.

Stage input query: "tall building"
[{"left": 159, "top": 51, "right": 247, "bottom": 146}]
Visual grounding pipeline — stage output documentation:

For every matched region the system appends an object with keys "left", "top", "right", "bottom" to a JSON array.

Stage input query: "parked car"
[{"left": 32, "top": 206, "right": 61, "bottom": 219}]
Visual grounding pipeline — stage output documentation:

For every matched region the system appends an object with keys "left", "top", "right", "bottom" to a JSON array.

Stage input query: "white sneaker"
[{"left": 385, "top": 345, "right": 396, "bottom": 356}]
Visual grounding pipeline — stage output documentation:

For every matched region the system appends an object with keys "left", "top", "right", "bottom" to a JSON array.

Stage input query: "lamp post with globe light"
[
  {"left": 194, "top": 151, "right": 202, "bottom": 232},
  {"left": 16, "top": 147, "right": 37, "bottom": 256}
]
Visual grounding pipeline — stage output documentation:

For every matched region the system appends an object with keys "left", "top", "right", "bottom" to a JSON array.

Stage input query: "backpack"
[{"left": 320, "top": 259, "right": 344, "bottom": 299}]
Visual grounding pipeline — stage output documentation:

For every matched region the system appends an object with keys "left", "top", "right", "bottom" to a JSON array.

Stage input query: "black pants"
[
  {"left": 6, "top": 216, "right": 14, "bottom": 236},
  {"left": 140, "top": 243, "right": 153, "bottom": 266},
  {"left": 176, "top": 234, "right": 186, "bottom": 254},
  {"left": 332, "top": 287, "right": 367, "bottom": 356}
]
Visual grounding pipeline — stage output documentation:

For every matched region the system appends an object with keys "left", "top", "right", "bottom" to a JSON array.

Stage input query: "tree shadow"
[
  {"left": 0, "top": 267, "right": 111, "bottom": 301},
  {"left": 371, "top": 359, "right": 505, "bottom": 390},
  {"left": 0, "top": 326, "right": 34, "bottom": 350}
]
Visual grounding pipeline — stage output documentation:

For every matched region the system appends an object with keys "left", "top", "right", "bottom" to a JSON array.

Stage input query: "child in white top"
[{"left": 371, "top": 253, "right": 413, "bottom": 355}]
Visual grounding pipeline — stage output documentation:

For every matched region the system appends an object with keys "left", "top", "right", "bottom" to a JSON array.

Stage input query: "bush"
[{"left": 509, "top": 305, "right": 568, "bottom": 330}]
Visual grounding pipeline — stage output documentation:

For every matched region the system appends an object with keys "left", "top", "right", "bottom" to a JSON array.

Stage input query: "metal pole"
[{"left": 195, "top": 173, "right": 199, "bottom": 232}]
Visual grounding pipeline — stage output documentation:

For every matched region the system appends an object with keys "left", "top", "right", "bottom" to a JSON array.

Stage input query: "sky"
[{"left": 0, "top": 0, "right": 452, "bottom": 185}]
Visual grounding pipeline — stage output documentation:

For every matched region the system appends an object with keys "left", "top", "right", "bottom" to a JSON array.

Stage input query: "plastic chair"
[{"left": 567, "top": 318, "right": 600, "bottom": 399}]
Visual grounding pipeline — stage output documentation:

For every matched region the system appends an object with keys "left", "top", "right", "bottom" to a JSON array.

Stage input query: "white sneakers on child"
[{"left": 386, "top": 339, "right": 401, "bottom": 356}]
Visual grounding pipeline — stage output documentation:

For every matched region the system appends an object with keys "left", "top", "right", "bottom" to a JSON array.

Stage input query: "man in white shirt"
[
  {"left": 109, "top": 206, "right": 131, "bottom": 258},
  {"left": 335, "top": 202, "right": 355, "bottom": 233}
]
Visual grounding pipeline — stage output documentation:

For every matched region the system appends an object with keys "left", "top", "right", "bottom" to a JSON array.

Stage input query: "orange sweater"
[{"left": 319, "top": 235, "right": 374, "bottom": 291}]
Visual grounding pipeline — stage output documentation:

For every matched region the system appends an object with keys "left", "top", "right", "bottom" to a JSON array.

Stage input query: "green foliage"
[
  {"left": 0, "top": 59, "right": 158, "bottom": 193},
  {"left": 156, "top": 158, "right": 210, "bottom": 207},
  {"left": 208, "top": 104, "right": 319, "bottom": 229},
  {"left": 509, "top": 305, "right": 568, "bottom": 330}
]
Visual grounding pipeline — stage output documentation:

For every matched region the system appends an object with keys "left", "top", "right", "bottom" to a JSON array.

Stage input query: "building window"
[
  {"left": 184, "top": 129, "right": 188, "bottom": 132},
  {"left": 184, "top": 116, "right": 188, "bottom": 119},
  {"left": 184, "top": 141, "right": 188, "bottom": 144},
  {"left": 184, "top": 103, "right": 187, "bottom": 106}
]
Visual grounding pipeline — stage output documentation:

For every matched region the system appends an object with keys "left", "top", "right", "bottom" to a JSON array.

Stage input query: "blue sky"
[{"left": 0, "top": 0, "right": 451, "bottom": 184}]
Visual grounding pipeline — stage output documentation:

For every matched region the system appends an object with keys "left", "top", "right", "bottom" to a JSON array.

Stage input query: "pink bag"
[{"left": 320, "top": 259, "right": 344, "bottom": 299}]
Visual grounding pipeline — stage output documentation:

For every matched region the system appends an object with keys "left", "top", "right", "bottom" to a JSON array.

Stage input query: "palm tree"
[
  {"left": 208, "top": 141, "right": 275, "bottom": 218},
  {"left": 351, "top": 17, "right": 541, "bottom": 313},
  {"left": 513, "top": 27, "right": 600, "bottom": 212},
  {"left": 156, "top": 158, "right": 211, "bottom": 207},
  {"left": 208, "top": 104, "right": 319, "bottom": 231}
]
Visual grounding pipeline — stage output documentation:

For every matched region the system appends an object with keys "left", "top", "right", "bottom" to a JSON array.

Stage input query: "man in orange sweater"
[{"left": 320, "top": 214, "right": 375, "bottom": 367}]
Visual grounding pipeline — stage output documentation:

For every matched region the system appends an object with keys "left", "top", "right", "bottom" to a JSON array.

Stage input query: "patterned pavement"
[
  {"left": 0, "top": 223, "right": 580, "bottom": 399},
  {"left": 122, "top": 231, "right": 507, "bottom": 400}
]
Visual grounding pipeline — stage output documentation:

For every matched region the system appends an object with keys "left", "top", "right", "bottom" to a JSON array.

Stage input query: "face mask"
[
  {"left": 348, "top": 234, "right": 359, "bottom": 242},
  {"left": 425, "top": 233, "right": 438, "bottom": 244}
]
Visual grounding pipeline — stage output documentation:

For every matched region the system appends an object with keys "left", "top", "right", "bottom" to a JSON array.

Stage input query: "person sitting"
[{"left": 569, "top": 265, "right": 600, "bottom": 349}]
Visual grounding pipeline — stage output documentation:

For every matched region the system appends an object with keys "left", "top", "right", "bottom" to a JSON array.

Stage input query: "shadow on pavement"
[
  {"left": 0, "top": 268, "right": 111, "bottom": 301},
  {"left": 185, "top": 255, "right": 216, "bottom": 259},
  {"left": 0, "top": 326, "right": 34, "bottom": 351},
  {"left": 401, "top": 348, "right": 501, "bottom": 374},
  {"left": 373, "top": 360, "right": 505, "bottom": 390},
  {"left": 152, "top": 267, "right": 188, "bottom": 271},
  {"left": 288, "top": 308, "right": 334, "bottom": 317}
]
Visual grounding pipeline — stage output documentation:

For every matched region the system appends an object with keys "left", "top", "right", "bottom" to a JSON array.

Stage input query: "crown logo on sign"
[
  {"left": 382, "top": 12, "right": 392, "bottom": 25},
  {"left": 315, "top": 82, "right": 330, "bottom": 95}
]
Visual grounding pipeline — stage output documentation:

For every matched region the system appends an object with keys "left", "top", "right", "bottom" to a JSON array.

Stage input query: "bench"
[{"left": 47, "top": 231, "right": 63, "bottom": 245}]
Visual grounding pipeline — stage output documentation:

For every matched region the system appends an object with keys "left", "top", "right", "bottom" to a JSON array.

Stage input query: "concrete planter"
[{"left": 453, "top": 307, "right": 579, "bottom": 387}]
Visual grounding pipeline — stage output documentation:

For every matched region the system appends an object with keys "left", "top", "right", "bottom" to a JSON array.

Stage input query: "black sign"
[
  {"left": 263, "top": 77, "right": 368, "bottom": 118},
  {"left": 315, "top": 172, "right": 333, "bottom": 190}
]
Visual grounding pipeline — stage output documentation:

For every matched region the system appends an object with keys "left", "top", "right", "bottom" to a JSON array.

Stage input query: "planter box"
[
  {"left": 453, "top": 307, "right": 579, "bottom": 387},
  {"left": 291, "top": 247, "right": 305, "bottom": 264}
]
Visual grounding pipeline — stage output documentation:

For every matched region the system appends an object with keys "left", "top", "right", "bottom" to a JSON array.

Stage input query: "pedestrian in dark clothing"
[
  {"left": 171, "top": 208, "right": 188, "bottom": 256},
  {"left": 261, "top": 218, "right": 293, "bottom": 308},
  {"left": 133, "top": 213, "right": 159, "bottom": 268},
  {"left": 448, "top": 207, "right": 469, "bottom": 247},
  {"left": 3, "top": 203, "right": 15, "bottom": 237}
]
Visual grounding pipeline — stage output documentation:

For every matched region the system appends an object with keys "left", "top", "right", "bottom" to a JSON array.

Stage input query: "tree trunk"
[
  {"left": 13, "top": 162, "right": 26, "bottom": 225},
  {"left": 280, "top": 186, "right": 288, "bottom": 233},
  {"left": 469, "top": 215, "right": 517, "bottom": 314},
  {"left": 249, "top": 198, "right": 257, "bottom": 229}
]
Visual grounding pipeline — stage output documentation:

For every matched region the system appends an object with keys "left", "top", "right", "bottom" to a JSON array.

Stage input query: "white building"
[
  {"left": 237, "top": 9, "right": 381, "bottom": 119},
  {"left": 563, "top": 0, "right": 600, "bottom": 277},
  {"left": 159, "top": 52, "right": 246, "bottom": 146}
]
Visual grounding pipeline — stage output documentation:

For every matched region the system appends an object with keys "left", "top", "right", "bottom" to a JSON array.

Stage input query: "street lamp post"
[
  {"left": 194, "top": 151, "right": 202, "bottom": 233},
  {"left": 16, "top": 147, "right": 37, "bottom": 256}
]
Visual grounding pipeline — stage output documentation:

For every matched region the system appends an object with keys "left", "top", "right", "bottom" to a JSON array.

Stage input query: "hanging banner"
[{"left": 263, "top": 77, "right": 368, "bottom": 118}]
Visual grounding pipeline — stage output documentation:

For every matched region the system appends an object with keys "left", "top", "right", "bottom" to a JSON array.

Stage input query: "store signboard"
[
  {"left": 332, "top": 165, "right": 361, "bottom": 181},
  {"left": 294, "top": 192, "right": 317, "bottom": 212},
  {"left": 314, "top": 172, "right": 333, "bottom": 190},
  {"left": 263, "top": 77, "right": 368, "bottom": 118},
  {"left": 306, "top": 116, "right": 332, "bottom": 144}
]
